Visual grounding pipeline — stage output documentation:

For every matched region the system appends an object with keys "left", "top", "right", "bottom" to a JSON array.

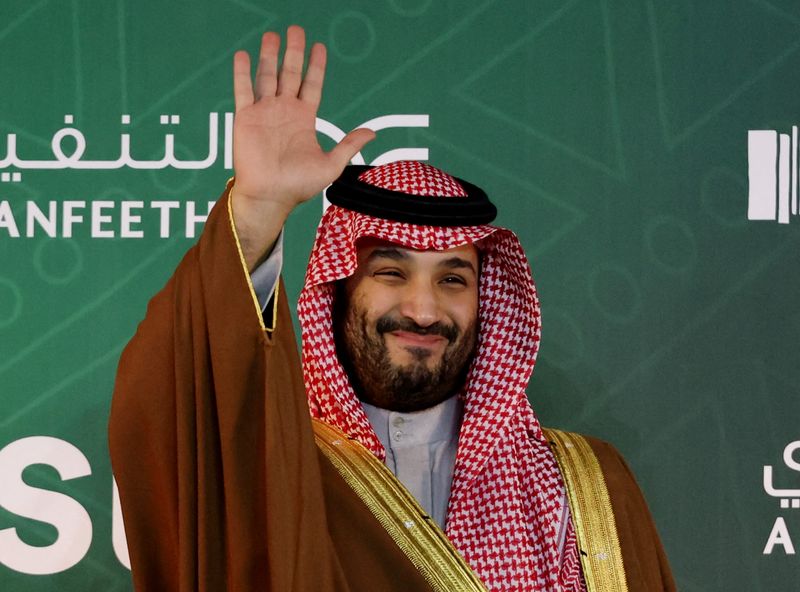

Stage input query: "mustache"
[{"left": 375, "top": 316, "right": 459, "bottom": 342}]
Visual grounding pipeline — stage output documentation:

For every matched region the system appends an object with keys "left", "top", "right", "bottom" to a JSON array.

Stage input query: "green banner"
[{"left": 1, "top": 1, "right": 799, "bottom": 589}]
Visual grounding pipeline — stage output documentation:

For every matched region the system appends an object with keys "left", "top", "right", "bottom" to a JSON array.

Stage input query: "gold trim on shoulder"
[
  {"left": 543, "top": 428, "right": 629, "bottom": 592},
  {"left": 312, "top": 419, "right": 487, "bottom": 592}
]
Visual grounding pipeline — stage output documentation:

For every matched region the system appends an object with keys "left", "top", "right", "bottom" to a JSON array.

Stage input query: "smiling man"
[
  {"left": 337, "top": 239, "right": 479, "bottom": 412},
  {"left": 292, "top": 160, "right": 594, "bottom": 591},
  {"left": 109, "top": 26, "right": 675, "bottom": 592},
  {"left": 329, "top": 237, "right": 480, "bottom": 530}
]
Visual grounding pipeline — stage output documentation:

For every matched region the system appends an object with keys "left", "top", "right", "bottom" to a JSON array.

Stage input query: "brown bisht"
[
  {"left": 107, "top": 187, "right": 452, "bottom": 591},
  {"left": 109, "top": 181, "right": 674, "bottom": 591}
]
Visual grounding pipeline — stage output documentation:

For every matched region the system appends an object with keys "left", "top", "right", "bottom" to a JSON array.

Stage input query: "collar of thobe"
[{"left": 361, "top": 395, "right": 462, "bottom": 451}]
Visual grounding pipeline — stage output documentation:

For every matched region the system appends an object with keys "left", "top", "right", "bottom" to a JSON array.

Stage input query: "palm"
[
  {"left": 232, "top": 28, "right": 374, "bottom": 208},
  {"left": 234, "top": 98, "right": 330, "bottom": 206}
]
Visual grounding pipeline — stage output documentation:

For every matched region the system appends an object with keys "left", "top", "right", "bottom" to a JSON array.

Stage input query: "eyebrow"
[
  {"left": 440, "top": 257, "right": 477, "bottom": 276},
  {"left": 366, "top": 248, "right": 409, "bottom": 262},
  {"left": 367, "top": 248, "right": 477, "bottom": 276}
]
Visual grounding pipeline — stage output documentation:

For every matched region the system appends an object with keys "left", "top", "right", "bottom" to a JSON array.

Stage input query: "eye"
[
  {"left": 373, "top": 268, "right": 405, "bottom": 281},
  {"left": 440, "top": 274, "right": 467, "bottom": 286}
]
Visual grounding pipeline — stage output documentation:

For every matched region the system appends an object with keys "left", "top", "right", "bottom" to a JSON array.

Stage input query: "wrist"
[
  {"left": 230, "top": 185, "right": 292, "bottom": 271},
  {"left": 230, "top": 186, "right": 294, "bottom": 217}
]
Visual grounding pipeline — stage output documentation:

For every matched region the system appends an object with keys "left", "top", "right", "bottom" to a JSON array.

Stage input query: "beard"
[{"left": 335, "top": 302, "right": 478, "bottom": 412}]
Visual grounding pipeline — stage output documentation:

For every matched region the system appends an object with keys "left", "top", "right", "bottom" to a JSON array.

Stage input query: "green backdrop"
[{"left": 2, "top": 1, "right": 799, "bottom": 590}]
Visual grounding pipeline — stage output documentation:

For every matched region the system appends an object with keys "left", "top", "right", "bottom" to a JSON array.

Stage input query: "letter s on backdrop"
[{"left": 0, "top": 436, "right": 92, "bottom": 574}]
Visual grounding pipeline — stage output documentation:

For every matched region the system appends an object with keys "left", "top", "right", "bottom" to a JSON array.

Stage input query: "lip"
[{"left": 388, "top": 330, "right": 447, "bottom": 348}]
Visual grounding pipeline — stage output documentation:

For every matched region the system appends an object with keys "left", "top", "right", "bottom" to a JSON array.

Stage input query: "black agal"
[{"left": 326, "top": 164, "right": 497, "bottom": 226}]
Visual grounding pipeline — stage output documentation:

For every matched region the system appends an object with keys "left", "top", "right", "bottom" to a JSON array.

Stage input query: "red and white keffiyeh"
[{"left": 297, "top": 161, "right": 585, "bottom": 591}]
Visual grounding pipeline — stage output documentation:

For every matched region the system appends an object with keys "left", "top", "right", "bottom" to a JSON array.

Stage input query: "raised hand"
[{"left": 230, "top": 26, "right": 375, "bottom": 269}]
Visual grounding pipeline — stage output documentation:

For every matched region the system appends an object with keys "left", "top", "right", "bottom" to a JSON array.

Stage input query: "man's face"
[{"left": 335, "top": 238, "right": 479, "bottom": 412}]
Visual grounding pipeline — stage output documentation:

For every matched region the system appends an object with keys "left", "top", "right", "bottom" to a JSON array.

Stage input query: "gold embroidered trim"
[
  {"left": 225, "top": 180, "right": 274, "bottom": 333},
  {"left": 312, "top": 420, "right": 487, "bottom": 592},
  {"left": 266, "top": 278, "right": 279, "bottom": 333},
  {"left": 544, "top": 428, "right": 629, "bottom": 592}
]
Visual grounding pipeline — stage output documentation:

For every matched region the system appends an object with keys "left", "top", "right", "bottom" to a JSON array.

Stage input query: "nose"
[{"left": 397, "top": 281, "right": 441, "bottom": 328}]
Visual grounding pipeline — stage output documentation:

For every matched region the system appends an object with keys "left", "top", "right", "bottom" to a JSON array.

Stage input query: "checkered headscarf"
[{"left": 297, "top": 161, "right": 585, "bottom": 591}]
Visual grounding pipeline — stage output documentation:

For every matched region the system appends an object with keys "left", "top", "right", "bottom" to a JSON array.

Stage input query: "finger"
[
  {"left": 299, "top": 42, "right": 326, "bottom": 107},
  {"left": 277, "top": 24, "right": 306, "bottom": 97},
  {"left": 254, "top": 31, "right": 280, "bottom": 99},
  {"left": 233, "top": 50, "right": 254, "bottom": 113},
  {"left": 329, "top": 128, "right": 377, "bottom": 170}
]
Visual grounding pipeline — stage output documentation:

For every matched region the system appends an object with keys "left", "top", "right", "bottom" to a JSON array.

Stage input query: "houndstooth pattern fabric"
[
  {"left": 358, "top": 160, "right": 468, "bottom": 197},
  {"left": 297, "top": 162, "right": 585, "bottom": 591}
]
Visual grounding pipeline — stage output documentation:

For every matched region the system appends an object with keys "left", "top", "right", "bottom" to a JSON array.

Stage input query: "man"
[{"left": 109, "top": 26, "right": 675, "bottom": 591}]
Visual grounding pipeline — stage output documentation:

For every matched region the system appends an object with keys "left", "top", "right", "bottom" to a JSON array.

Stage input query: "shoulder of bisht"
[{"left": 543, "top": 428, "right": 677, "bottom": 592}]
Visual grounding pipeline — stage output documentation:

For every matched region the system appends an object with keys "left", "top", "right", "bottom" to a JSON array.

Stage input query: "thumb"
[{"left": 329, "top": 127, "right": 376, "bottom": 170}]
